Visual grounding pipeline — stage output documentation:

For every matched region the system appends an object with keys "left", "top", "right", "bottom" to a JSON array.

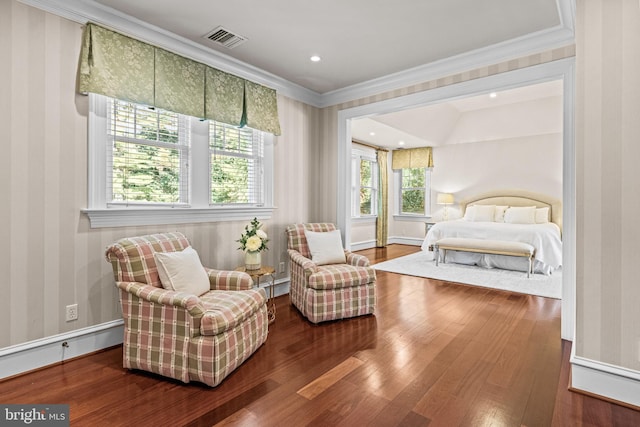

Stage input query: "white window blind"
[
  {"left": 209, "top": 122, "right": 264, "bottom": 205},
  {"left": 106, "top": 98, "right": 190, "bottom": 205},
  {"left": 351, "top": 150, "right": 378, "bottom": 218}
]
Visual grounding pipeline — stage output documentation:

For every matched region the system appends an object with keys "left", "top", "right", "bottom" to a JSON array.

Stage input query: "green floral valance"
[
  {"left": 78, "top": 23, "right": 281, "bottom": 135},
  {"left": 392, "top": 147, "right": 434, "bottom": 169}
]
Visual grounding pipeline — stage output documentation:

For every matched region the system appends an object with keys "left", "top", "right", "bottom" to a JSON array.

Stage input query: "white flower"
[
  {"left": 246, "top": 235, "right": 262, "bottom": 252},
  {"left": 256, "top": 230, "right": 268, "bottom": 240}
]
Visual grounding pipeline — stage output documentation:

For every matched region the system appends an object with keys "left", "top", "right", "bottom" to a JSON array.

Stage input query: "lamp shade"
[{"left": 436, "top": 193, "right": 454, "bottom": 205}]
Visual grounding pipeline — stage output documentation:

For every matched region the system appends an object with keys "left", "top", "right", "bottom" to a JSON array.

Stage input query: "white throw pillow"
[
  {"left": 463, "top": 205, "right": 477, "bottom": 221},
  {"left": 304, "top": 229, "right": 347, "bottom": 265},
  {"left": 472, "top": 205, "right": 496, "bottom": 222},
  {"left": 504, "top": 206, "right": 536, "bottom": 224},
  {"left": 535, "top": 207, "right": 550, "bottom": 223},
  {"left": 494, "top": 205, "right": 508, "bottom": 223},
  {"left": 154, "top": 246, "right": 210, "bottom": 296}
]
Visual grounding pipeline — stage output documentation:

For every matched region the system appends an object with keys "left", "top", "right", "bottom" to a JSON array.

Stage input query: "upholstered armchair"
[
  {"left": 105, "top": 232, "right": 268, "bottom": 387},
  {"left": 286, "top": 223, "right": 376, "bottom": 323}
]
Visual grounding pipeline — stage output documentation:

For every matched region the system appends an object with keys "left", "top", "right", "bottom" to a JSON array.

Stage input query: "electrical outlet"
[
  {"left": 279, "top": 261, "right": 285, "bottom": 273},
  {"left": 65, "top": 304, "right": 78, "bottom": 322}
]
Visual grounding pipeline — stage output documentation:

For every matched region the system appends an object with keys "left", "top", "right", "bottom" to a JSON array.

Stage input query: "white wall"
[{"left": 431, "top": 133, "right": 563, "bottom": 220}]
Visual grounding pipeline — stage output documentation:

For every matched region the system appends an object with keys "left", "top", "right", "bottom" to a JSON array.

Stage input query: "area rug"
[{"left": 372, "top": 251, "right": 562, "bottom": 299}]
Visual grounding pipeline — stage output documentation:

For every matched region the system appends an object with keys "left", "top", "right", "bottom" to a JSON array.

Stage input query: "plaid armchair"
[
  {"left": 105, "top": 232, "right": 268, "bottom": 387},
  {"left": 286, "top": 223, "right": 376, "bottom": 323}
]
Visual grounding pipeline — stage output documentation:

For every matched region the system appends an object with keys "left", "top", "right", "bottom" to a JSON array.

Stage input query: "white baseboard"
[
  {"left": 351, "top": 237, "right": 424, "bottom": 251},
  {"left": 571, "top": 352, "right": 640, "bottom": 408},
  {"left": 388, "top": 236, "right": 423, "bottom": 246},
  {"left": 351, "top": 240, "right": 377, "bottom": 251},
  {"left": 0, "top": 279, "right": 292, "bottom": 380},
  {"left": 0, "top": 320, "right": 124, "bottom": 380}
]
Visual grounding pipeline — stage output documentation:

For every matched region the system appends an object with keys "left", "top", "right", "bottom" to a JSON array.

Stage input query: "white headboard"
[{"left": 460, "top": 189, "right": 562, "bottom": 232}]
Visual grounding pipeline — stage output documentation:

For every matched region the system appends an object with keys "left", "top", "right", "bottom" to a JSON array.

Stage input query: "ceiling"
[
  {"left": 93, "top": 0, "right": 563, "bottom": 94},
  {"left": 351, "top": 79, "right": 564, "bottom": 149}
]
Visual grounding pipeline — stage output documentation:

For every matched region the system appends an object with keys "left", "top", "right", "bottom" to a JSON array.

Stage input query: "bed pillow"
[
  {"left": 304, "top": 229, "right": 347, "bottom": 265},
  {"left": 154, "top": 246, "right": 210, "bottom": 296},
  {"left": 504, "top": 206, "right": 536, "bottom": 224},
  {"left": 472, "top": 205, "right": 496, "bottom": 222},
  {"left": 463, "top": 205, "right": 476, "bottom": 221},
  {"left": 494, "top": 205, "right": 509, "bottom": 223},
  {"left": 535, "top": 207, "right": 550, "bottom": 223}
]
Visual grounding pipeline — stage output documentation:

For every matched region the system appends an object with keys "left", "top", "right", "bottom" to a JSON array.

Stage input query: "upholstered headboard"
[{"left": 460, "top": 189, "right": 562, "bottom": 233}]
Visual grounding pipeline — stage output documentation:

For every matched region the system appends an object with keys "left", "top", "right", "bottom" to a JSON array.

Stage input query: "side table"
[{"left": 235, "top": 265, "right": 276, "bottom": 324}]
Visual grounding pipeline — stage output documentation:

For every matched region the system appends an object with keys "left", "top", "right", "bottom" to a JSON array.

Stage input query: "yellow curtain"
[
  {"left": 78, "top": 23, "right": 281, "bottom": 135},
  {"left": 376, "top": 150, "right": 388, "bottom": 247},
  {"left": 392, "top": 147, "right": 433, "bottom": 169}
]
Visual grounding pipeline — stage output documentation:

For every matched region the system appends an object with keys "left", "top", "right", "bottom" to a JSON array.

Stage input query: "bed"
[{"left": 421, "top": 190, "right": 563, "bottom": 275}]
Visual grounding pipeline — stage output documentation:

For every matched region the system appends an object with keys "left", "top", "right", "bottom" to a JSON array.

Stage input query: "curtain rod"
[{"left": 351, "top": 139, "right": 389, "bottom": 152}]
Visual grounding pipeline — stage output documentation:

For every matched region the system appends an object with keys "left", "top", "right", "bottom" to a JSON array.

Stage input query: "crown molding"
[
  {"left": 18, "top": 0, "right": 323, "bottom": 106},
  {"left": 19, "top": 0, "right": 575, "bottom": 109},
  {"left": 319, "top": 0, "right": 575, "bottom": 107}
]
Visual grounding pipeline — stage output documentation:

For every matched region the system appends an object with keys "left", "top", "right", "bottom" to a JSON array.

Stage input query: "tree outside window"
[
  {"left": 352, "top": 152, "right": 378, "bottom": 218},
  {"left": 400, "top": 168, "right": 429, "bottom": 215}
]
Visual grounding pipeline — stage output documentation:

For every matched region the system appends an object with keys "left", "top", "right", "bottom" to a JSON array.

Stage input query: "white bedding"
[{"left": 421, "top": 220, "right": 563, "bottom": 273}]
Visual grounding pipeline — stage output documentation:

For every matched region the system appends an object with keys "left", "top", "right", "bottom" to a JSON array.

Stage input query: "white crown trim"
[{"left": 19, "top": 0, "right": 574, "bottom": 108}]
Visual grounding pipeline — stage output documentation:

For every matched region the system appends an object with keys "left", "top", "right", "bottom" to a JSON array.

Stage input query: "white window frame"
[
  {"left": 351, "top": 149, "right": 378, "bottom": 220},
  {"left": 84, "top": 93, "right": 274, "bottom": 228},
  {"left": 393, "top": 167, "right": 432, "bottom": 220},
  {"left": 105, "top": 98, "right": 191, "bottom": 207}
]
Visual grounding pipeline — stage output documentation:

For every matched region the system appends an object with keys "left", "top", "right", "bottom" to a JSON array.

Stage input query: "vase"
[{"left": 245, "top": 250, "right": 261, "bottom": 270}]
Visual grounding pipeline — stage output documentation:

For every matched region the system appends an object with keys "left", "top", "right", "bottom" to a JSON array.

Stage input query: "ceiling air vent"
[{"left": 203, "top": 26, "right": 247, "bottom": 49}]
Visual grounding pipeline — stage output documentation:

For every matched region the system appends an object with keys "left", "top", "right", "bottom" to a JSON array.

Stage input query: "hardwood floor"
[{"left": 2, "top": 244, "right": 639, "bottom": 426}]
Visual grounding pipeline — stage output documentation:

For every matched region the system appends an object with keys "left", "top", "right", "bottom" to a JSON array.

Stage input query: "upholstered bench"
[{"left": 434, "top": 237, "right": 536, "bottom": 278}]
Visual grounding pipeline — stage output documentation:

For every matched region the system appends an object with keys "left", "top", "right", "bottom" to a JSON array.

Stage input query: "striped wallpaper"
[
  {"left": 3, "top": 0, "right": 638, "bottom": 378},
  {"left": 575, "top": 0, "right": 640, "bottom": 370},
  {"left": 0, "top": 0, "right": 320, "bottom": 348}
]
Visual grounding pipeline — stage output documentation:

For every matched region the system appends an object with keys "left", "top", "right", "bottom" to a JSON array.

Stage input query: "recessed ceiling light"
[
  {"left": 398, "top": 141, "right": 405, "bottom": 146},
  {"left": 310, "top": 55, "right": 321, "bottom": 62},
  {"left": 369, "top": 132, "right": 376, "bottom": 136},
  {"left": 489, "top": 92, "right": 497, "bottom": 98}
]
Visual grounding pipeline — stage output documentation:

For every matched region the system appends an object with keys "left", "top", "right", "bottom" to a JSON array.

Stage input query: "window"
[
  {"left": 352, "top": 151, "right": 378, "bottom": 218},
  {"left": 210, "top": 122, "right": 264, "bottom": 205},
  {"left": 397, "top": 168, "right": 431, "bottom": 217},
  {"left": 107, "top": 98, "right": 190, "bottom": 205},
  {"left": 85, "top": 94, "right": 274, "bottom": 228}
]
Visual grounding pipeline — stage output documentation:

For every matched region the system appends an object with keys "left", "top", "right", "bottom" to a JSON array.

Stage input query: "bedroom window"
[
  {"left": 397, "top": 167, "right": 432, "bottom": 217},
  {"left": 85, "top": 93, "right": 274, "bottom": 228},
  {"left": 352, "top": 150, "right": 378, "bottom": 218}
]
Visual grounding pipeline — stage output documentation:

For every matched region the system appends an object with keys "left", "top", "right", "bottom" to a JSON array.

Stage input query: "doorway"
[{"left": 336, "top": 58, "right": 576, "bottom": 341}]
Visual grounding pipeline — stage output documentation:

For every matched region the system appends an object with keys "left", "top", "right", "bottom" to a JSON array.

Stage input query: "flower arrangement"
[{"left": 237, "top": 217, "right": 269, "bottom": 253}]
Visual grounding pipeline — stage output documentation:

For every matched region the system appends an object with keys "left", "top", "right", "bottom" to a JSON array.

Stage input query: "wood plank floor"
[{"left": 2, "top": 244, "right": 639, "bottom": 426}]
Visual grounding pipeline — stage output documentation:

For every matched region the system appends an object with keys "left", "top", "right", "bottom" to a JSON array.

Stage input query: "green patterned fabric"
[
  {"left": 78, "top": 23, "right": 282, "bottom": 135},
  {"left": 243, "top": 80, "right": 282, "bottom": 135},
  {"left": 78, "top": 23, "right": 155, "bottom": 105},
  {"left": 155, "top": 48, "right": 205, "bottom": 118},
  {"left": 205, "top": 68, "right": 245, "bottom": 126}
]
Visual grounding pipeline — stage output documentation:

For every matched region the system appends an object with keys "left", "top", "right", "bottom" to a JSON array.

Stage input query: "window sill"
[{"left": 82, "top": 206, "right": 275, "bottom": 228}]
